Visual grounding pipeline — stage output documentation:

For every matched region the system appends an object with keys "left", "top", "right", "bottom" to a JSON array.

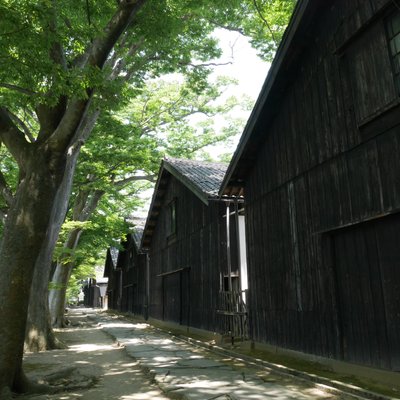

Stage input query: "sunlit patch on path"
[
  {"left": 98, "top": 313, "right": 358, "bottom": 400},
  {"left": 20, "top": 309, "right": 169, "bottom": 399},
  {"left": 19, "top": 309, "right": 366, "bottom": 399}
]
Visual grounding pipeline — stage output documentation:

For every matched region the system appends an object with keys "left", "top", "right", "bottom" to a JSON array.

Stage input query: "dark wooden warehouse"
[
  {"left": 104, "top": 227, "right": 147, "bottom": 316},
  {"left": 103, "top": 246, "right": 119, "bottom": 309},
  {"left": 221, "top": 0, "right": 400, "bottom": 371},
  {"left": 141, "top": 158, "right": 248, "bottom": 336}
]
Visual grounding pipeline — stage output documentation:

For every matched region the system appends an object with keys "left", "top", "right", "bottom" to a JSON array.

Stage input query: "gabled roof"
[
  {"left": 103, "top": 247, "right": 119, "bottom": 277},
  {"left": 120, "top": 216, "right": 146, "bottom": 252},
  {"left": 109, "top": 247, "right": 119, "bottom": 266},
  {"left": 141, "top": 157, "right": 228, "bottom": 249},
  {"left": 104, "top": 220, "right": 145, "bottom": 277},
  {"left": 132, "top": 226, "right": 144, "bottom": 250},
  {"left": 164, "top": 158, "right": 228, "bottom": 200},
  {"left": 220, "top": 0, "right": 321, "bottom": 195}
]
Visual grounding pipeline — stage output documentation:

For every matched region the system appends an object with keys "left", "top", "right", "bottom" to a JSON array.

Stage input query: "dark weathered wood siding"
[
  {"left": 244, "top": 0, "right": 400, "bottom": 370},
  {"left": 103, "top": 249, "right": 120, "bottom": 310},
  {"left": 148, "top": 174, "right": 229, "bottom": 332},
  {"left": 106, "top": 236, "right": 147, "bottom": 316},
  {"left": 120, "top": 238, "right": 147, "bottom": 316}
]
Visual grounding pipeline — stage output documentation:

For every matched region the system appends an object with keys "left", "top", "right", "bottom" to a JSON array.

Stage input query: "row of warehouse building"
[{"left": 97, "top": 0, "right": 400, "bottom": 380}]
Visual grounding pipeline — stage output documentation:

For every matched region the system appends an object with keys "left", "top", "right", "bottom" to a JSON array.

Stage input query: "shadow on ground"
[{"left": 19, "top": 309, "right": 167, "bottom": 399}]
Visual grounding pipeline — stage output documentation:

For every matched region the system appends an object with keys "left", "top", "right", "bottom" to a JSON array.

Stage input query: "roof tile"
[{"left": 165, "top": 158, "right": 227, "bottom": 197}]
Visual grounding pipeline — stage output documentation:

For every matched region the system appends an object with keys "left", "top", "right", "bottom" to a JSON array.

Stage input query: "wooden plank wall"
[
  {"left": 332, "top": 214, "right": 400, "bottom": 370},
  {"left": 133, "top": 253, "right": 147, "bottom": 316},
  {"left": 104, "top": 251, "right": 118, "bottom": 310},
  {"left": 107, "top": 236, "right": 147, "bottom": 317},
  {"left": 148, "top": 176, "right": 229, "bottom": 332},
  {"left": 245, "top": 0, "right": 400, "bottom": 370}
]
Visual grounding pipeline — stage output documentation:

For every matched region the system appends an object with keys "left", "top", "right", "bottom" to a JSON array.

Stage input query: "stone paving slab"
[{"left": 96, "top": 314, "right": 361, "bottom": 400}]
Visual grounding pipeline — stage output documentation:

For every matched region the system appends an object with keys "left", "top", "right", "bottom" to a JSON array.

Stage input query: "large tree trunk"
[
  {"left": 48, "top": 260, "right": 75, "bottom": 328},
  {"left": 24, "top": 267, "right": 58, "bottom": 352},
  {"left": 26, "top": 113, "right": 103, "bottom": 342},
  {"left": 49, "top": 189, "right": 104, "bottom": 327},
  {"left": 0, "top": 145, "right": 79, "bottom": 395},
  {"left": 24, "top": 153, "right": 79, "bottom": 352},
  {"left": 48, "top": 229, "right": 82, "bottom": 328}
]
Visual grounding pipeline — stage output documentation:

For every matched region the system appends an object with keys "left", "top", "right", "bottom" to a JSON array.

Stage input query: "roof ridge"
[
  {"left": 165, "top": 157, "right": 228, "bottom": 167},
  {"left": 163, "top": 157, "right": 228, "bottom": 198}
]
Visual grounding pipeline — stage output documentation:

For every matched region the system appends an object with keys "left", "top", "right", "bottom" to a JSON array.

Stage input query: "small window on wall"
[
  {"left": 166, "top": 199, "right": 177, "bottom": 237},
  {"left": 345, "top": 19, "right": 397, "bottom": 124},
  {"left": 221, "top": 274, "right": 240, "bottom": 292},
  {"left": 387, "top": 11, "right": 400, "bottom": 94},
  {"left": 127, "top": 248, "right": 134, "bottom": 270}
]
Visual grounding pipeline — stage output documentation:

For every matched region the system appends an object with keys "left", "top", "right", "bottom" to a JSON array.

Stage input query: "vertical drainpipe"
[
  {"left": 226, "top": 202, "right": 232, "bottom": 292},
  {"left": 119, "top": 270, "right": 123, "bottom": 311},
  {"left": 187, "top": 268, "right": 190, "bottom": 332},
  {"left": 234, "top": 198, "right": 241, "bottom": 292},
  {"left": 145, "top": 252, "right": 150, "bottom": 320}
]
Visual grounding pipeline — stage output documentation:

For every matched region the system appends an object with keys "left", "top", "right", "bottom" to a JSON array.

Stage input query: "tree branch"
[
  {"left": 0, "top": 83, "right": 36, "bottom": 96},
  {"left": 0, "top": 107, "right": 30, "bottom": 167},
  {"left": 252, "top": 0, "right": 278, "bottom": 46},
  {"left": 114, "top": 174, "right": 156, "bottom": 187},
  {"left": 109, "top": 38, "right": 145, "bottom": 80},
  {"left": 7, "top": 111, "right": 35, "bottom": 143},
  {"left": 49, "top": 0, "right": 67, "bottom": 70},
  {"left": 77, "top": 107, "right": 101, "bottom": 143},
  {"left": 72, "top": 190, "right": 90, "bottom": 220},
  {"left": 50, "top": 0, "right": 146, "bottom": 150},
  {"left": 0, "top": 208, "right": 7, "bottom": 224},
  {"left": 72, "top": 188, "right": 105, "bottom": 222},
  {"left": 0, "top": 169, "right": 14, "bottom": 207},
  {"left": 80, "top": 189, "right": 105, "bottom": 220},
  {"left": 181, "top": 61, "right": 233, "bottom": 68},
  {"left": 0, "top": 26, "right": 30, "bottom": 37},
  {"left": 34, "top": 1, "right": 69, "bottom": 142},
  {"left": 80, "top": 0, "right": 146, "bottom": 70},
  {"left": 207, "top": 20, "right": 245, "bottom": 35}
]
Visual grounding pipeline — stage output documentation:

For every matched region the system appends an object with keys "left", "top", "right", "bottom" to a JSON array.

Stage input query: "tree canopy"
[
  {"left": 0, "top": 0, "right": 296, "bottom": 221},
  {"left": 49, "top": 75, "right": 248, "bottom": 316}
]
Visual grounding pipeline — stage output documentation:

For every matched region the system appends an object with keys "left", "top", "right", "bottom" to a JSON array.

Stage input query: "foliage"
[
  {"left": 0, "top": 0, "right": 223, "bottom": 110},
  {"left": 57, "top": 75, "right": 248, "bottom": 294},
  {"left": 116, "top": 76, "right": 251, "bottom": 160},
  {"left": 187, "top": 0, "right": 297, "bottom": 62},
  {"left": 243, "top": 0, "right": 297, "bottom": 61},
  {"left": 0, "top": 0, "right": 296, "bottom": 222},
  {"left": 0, "top": 0, "right": 297, "bottom": 256},
  {"left": 0, "top": 0, "right": 297, "bottom": 295},
  {"left": 0, "top": 0, "right": 296, "bottom": 287},
  {"left": 55, "top": 192, "right": 137, "bottom": 301}
]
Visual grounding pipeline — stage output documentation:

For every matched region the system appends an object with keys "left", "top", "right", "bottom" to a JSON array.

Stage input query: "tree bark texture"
[
  {"left": 25, "top": 109, "right": 103, "bottom": 345},
  {"left": 24, "top": 151, "right": 80, "bottom": 351},
  {"left": 48, "top": 229, "right": 82, "bottom": 328},
  {"left": 25, "top": 271, "right": 57, "bottom": 352},
  {"left": 0, "top": 146, "right": 72, "bottom": 392},
  {"left": 48, "top": 189, "right": 103, "bottom": 327}
]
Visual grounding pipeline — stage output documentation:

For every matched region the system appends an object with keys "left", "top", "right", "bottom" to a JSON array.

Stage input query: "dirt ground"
[{"left": 18, "top": 309, "right": 168, "bottom": 400}]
